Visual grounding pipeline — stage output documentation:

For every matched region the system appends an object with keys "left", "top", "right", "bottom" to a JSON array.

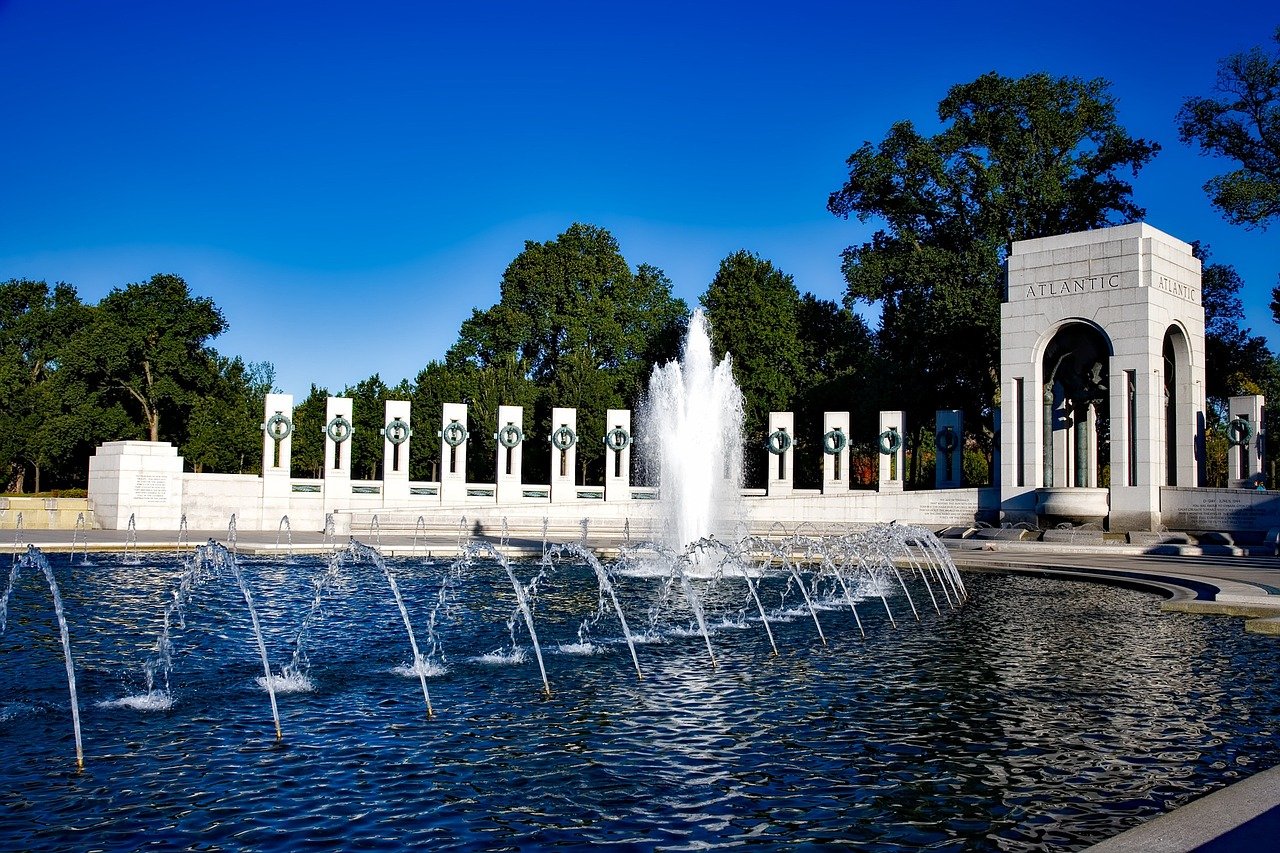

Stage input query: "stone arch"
[
  {"left": 1162, "top": 324, "right": 1196, "bottom": 486},
  {"left": 1040, "top": 321, "right": 1113, "bottom": 489}
]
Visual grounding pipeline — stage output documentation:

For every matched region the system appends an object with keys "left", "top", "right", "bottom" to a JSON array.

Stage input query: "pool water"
[{"left": 1, "top": 548, "right": 1277, "bottom": 851}]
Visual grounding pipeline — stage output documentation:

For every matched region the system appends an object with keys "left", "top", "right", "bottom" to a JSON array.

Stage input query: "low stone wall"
[
  {"left": 1161, "top": 486, "right": 1280, "bottom": 532},
  {"left": 0, "top": 497, "right": 94, "bottom": 530}
]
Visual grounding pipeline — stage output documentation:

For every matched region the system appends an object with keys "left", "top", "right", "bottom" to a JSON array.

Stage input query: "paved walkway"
[{"left": 10, "top": 527, "right": 1280, "bottom": 850}]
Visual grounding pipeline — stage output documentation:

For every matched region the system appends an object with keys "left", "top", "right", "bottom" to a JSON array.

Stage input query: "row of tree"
[{"left": 4, "top": 29, "right": 1278, "bottom": 493}]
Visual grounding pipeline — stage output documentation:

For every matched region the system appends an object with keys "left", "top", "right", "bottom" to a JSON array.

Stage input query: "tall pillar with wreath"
[
  {"left": 603, "top": 409, "right": 632, "bottom": 502},
  {"left": 1227, "top": 394, "right": 1266, "bottom": 488},
  {"left": 381, "top": 400, "right": 412, "bottom": 506},
  {"left": 260, "top": 393, "right": 295, "bottom": 527},
  {"left": 549, "top": 407, "right": 578, "bottom": 503},
  {"left": 438, "top": 402, "right": 469, "bottom": 503},
  {"left": 764, "top": 412, "right": 795, "bottom": 496},
  {"left": 821, "top": 412, "right": 850, "bottom": 494},
  {"left": 323, "top": 396, "right": 354, "bottom": 511},
  {"left": 494, "top": 404, "right": 525, "bottom": 504},
  {"left": 261, "top": 393, "right": 294, "bottom": 487},
  {"left": 877, "top": 411, "right": 906, "bottom": 492},
  {"left": 934, "top": 409, "right": 963, "bottom": 489}
]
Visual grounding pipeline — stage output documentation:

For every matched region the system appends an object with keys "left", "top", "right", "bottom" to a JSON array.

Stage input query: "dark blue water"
[{"left": 2, "top": 549, "right": 1278, "bottom": 851}]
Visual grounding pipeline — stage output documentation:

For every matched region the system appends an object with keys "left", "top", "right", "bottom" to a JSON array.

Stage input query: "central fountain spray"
[{"left": 640, "top": 309, "right": 745, "bottom": 553}]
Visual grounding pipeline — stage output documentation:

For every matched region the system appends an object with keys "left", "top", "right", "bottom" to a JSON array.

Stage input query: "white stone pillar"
[
  {"left": 261, "top": 393, "right": 294, "bottom": 497},
  {"left": 549, "top": 407, "right": 578, "bottom": 503},
  {"left": 604, "top": 409, "right": 632, "bottom": 502},
  {"left": 935, "top": 409, "right": 963, "bottom": 489},
  {"left": 821, "top": 412, "right": 851, "bottom": 494},
  {"left": 765, "top": 412, "right": 795, "bottom": 496},
  {"left": 878, "top": 411, "right": 906, "bottom": 492},
  {"left": 494, "top": 405, "right": 525, "bottom": 503},
  {"left": 260, "top": 393, "right": 294, "bottom": 528},
  {"left": 323, "top": 397, "right": 354, "bottom": 510},
  {"left": 439, "top": 402, "right": 469, "bottom": 503},
  {"left": 1228, "top": 394, "right": 1266, "bottom": 487},
  {"left": 381, "top": 400, "right": 411, "bottom": 506}
]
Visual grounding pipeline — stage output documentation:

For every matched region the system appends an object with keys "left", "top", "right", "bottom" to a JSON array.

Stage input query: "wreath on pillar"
[
  {"left": 877, "top": 428, "right": 902, "bottom": 455},
  {"left": 766, "top": 429, "right": 792, "bottom": 455}
]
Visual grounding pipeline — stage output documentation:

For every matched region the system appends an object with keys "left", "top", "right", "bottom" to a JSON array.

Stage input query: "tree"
[
  {"left": 449, "top": 223, "right": 686, "bottom": 483},
  {"left": 828, "top": 71, "right": 1159, "bottom": 474},
  {"left": 409, "top": 361, "right": 473, "bottom": 482},
  {"left": 62, "top": 274, "right": 227, "bottom": 443},
  {"left": 701, "top": 251, "right": 806, "bottom": 482},
  {"left": 1178, "top": 27, "right": 1280, "bottom": 230},
  {"left": 290, "top": 385, "right": 329, "bottom": 479},
  {"left": 1194, "top": 243, "right": 1276, "bottom": 415},
  {"left": 0, "top": 279, "right": 113, "bottom": 491},
  {"left": 183, "top": 358, "right": 276, "bottom": 474},
  {"left": 791, "top": 294, "right": 878, "bottom": 487}
]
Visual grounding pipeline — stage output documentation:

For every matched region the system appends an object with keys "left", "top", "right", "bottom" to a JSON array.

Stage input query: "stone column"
[
  {"left": 261, "top": 393, "right": 294, "bottom": 496},
  {"left": 766, "top": 412, "right": 795, "bottom": 496},
  {"left": 935, "top": 409, "right": 963, "bottom": 489},
  {"left": 549, "top": 407, "right": 578, "bottom": 503},
  {"left": 494, "top": 404, "right": 525, "bottom": 503},
  {"left": 323, "top": 397, "right": 354, "bottom": 511},
  {"left": 878, "top": 411, "right": 905, "bottom": 492},
  {"left": 604, "top": 409, "right": 632, "bottom": 502},
  {"left": 260, "top": 393, "right": 294, "bottom": 527},
  {"left": 381, "top": 400, "right": 411, "bottom": 506},
  {"left": 1228, "top": 394, "right": 1266, "bottom": 487},
  {"left": 439, "top": 402, "right": 469, "bottom": 503},
  {"left": 821, "top": 412, "right": 851, "bottom": 494}
]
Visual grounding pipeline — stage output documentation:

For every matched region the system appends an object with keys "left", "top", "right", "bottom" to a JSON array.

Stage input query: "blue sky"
[{"left": 2, "top": 1, "right": 1277, "bottom": 399}]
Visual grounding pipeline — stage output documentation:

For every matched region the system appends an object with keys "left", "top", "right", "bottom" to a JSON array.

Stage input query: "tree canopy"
[
  {"left": 1178, "top": 27, "right": 1280, "bottom": 230},
  {"left": 62, "top": 273, "right": 228, "bottom": 443},
  {"left": 828, "top": 71, "right": 1159, "bottom": 443},
  {"left": 447, "top": 223, "right": 686, "bottom": 483}
]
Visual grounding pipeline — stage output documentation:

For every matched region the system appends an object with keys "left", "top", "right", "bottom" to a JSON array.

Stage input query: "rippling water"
[{"left": 2, "top": 550, "right": 1278, "bottom": 851}]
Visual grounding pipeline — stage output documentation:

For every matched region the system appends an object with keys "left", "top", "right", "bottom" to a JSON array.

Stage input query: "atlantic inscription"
[{"left": 1021, "top": 274, "right": 1120, "bottom": 299}]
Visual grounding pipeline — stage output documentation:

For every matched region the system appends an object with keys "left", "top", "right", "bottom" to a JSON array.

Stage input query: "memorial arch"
[{"left": 1000, "top": 223, "right": 1206, "bottom": 531}]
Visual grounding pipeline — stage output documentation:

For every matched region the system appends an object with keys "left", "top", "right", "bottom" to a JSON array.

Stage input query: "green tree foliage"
[
  {"left": 408, "top": 361, "right": 472, "bottom": 482},
  {"left": 62, "top": 273, "right": 228, "bottom": 443},
  {"left": 828, "top": 71, "right": 1159, "bottom": 482},
  {"left": 1178, "top": 27, "right": 1280, "bottom": 230},
  {"left": 0, "top": 279, "right": 125, "bottom": 491},
  {"left": 342, "top": 374, "right": 401, "bottom": 481},
  {"left": 701, "top": 251, "right": 804, "bottom": 484},
  {"left": 449, "top": 223, "right": 686, "bottom": 484},
  {"left": 701, "top": 253, "right": 878, "bottom": 487},
  {"left": 183, "top": 358, "right": 276, "bottom": 474},
  {"left": 290, "top": 385, "right": 329, "bottom": 479},
  {"left": 1194, "top": 243, "right": 1277, "bottom": 420}
]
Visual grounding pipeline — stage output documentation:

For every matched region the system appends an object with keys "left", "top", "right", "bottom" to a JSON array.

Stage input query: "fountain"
[
  {"left": 640, "top": 308, "right": 746, "bottom": 552},
  {"left": 5, "top": 533, "right": 1280, "bottom": 850}
]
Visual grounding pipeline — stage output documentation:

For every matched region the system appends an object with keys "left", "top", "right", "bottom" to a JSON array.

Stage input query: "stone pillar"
[
  {"left": 549, "top": 407, "right": 578, "bottom": 503},
  {"left": 604, "top": 409, "right": 632, "bottom": 502},
  {"left": 260, "top": 393, "right": 294, "bottom": 527},
  {"left": 1228, "top": 394, "right": 1266, "bottom": 487},
  {"left": 439, "top": 402, "right": 469, "bottom": 503},
  {"left": 878, "top": 411, "right": 905, "bottom": 492},
  {"left": 87, "top": 441, "right": 186, "bottom": 530},
  {"left": 494, "top": 404, "right": 525, "bottom": 503},
  {"left": 766, "top": 412, "right": 795, "bottom": 496},
  {"left": 935, "top": 409, "right": 963, "bottom": 489},
  {"left": 821, "top": 412, "right": 851, "bottom": 494},
  {"left": 323, "top": 397, "right": 354, "bottom": 510},
  {"left": 381, "top": 400, "right": 411, "bottom": 506},
  {"left": 261, "top": 393, "right": 294, "bottom": 497}
]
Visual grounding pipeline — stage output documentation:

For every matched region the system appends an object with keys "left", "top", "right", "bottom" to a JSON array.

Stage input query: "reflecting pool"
[{"left": 2, "top": 548, "right": 1278, "bottom": 851}]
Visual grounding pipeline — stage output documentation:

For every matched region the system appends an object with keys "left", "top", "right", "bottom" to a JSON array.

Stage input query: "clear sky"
[{"left": 2, "top": 1, "right": 1277, "bottom": 399}]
